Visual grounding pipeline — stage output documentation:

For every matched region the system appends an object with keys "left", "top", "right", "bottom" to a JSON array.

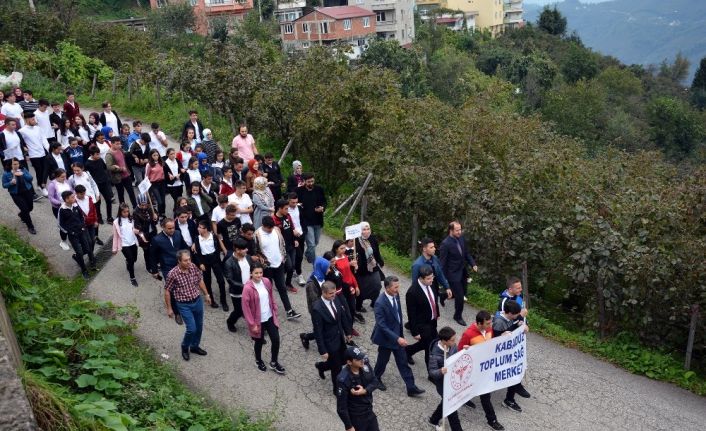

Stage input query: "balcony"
[
  {"left": 504, "top": 11, "right": 522, "bottom": 24},
  {"left": 277, "top": 0, "right": 306, "bottom": 10},
  {"left": 370, "top": 0, "right": 397, "bottom": 10},
  {"left": 376, "top": 20, "right": 396, "bottom": 28}
]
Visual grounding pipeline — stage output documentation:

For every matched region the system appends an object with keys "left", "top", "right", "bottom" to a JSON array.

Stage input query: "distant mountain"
[{"left": 523, "top": 0, "right": 706, "bottom": 81}]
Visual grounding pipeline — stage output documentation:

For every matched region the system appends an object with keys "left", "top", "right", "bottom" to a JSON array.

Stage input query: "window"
[
  {"left": 401, "top": 29, "right": 405, "bottom": 39},
  {"left": 302, "top": 41, "right": 310, "bottom": 48},
  {"left": 363, "top": 17, "right": 370, "bottom": 28},
  {"left": 356, "top": 0, "right": 364, "bottom": 3},
  {"left": 357, "top": 38, "right": 366, "bottom": 47},
  {"left": 376, "top": 12, "right": 386, "bottom": 23},
  {"left": 284, "top": 23, "right": 293, "bottom": 34},
  {"left": 302, "top": 22, "right": 310, "bottom": 33},
  {"left": 189, "top": 0, "right": 197, "bottom": 6},
  {"left": 319, "top": 22, "right": 329, "bottom": 34},
  {"left": 208, "top": 0, "right": 226, "bottom": 4},
  {"left": 343, "top": 19, "right": 351, "bottom": 30}
]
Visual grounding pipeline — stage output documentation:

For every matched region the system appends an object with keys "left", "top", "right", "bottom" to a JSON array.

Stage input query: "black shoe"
[
  {"left": 407, "top": 386, "right": 425, "bottom": 397},
  {"left": 465, "top": 400, "right": 476, "bottom": 409},
  {"left": 107, "top": 216, "right": 114, "bottom": 224},
  {"left": 354, "top": 313, "right": 366, "bottom": 324},
  {"left": 181, "top": 347, "right": 190, "bottom": 361},
  {"left": 377, "top": 380, "right": 387, "bottom": 391},
  {"left": 428, "top": 419, "right": 441, "bottom": 429},
  {"left": 515, "top": 384, "right": 531, "bottom": 398},
  {"left": 82, "top": 271, "right": 90, "bottom": 280},
  {"left": 262, "top": 338, "right": 267, "bottom": 345},
  {"left": 407, "top": 355, "right": 415, "bottom": 365},
  {"left": 28, "top": 227, "right": 36, "bottom": 235},
  {"left": 439, "top": 297, "right": 446, "bottom": 307},
  {"left": 174, "top": 314, "right": 183, "bottom": 325},
  {"left": 488, "top": 421, "right": 505, "bottom": 430},
  {"left": 357, "top": 306, "right": 367, "bottom": 313},
  {"left": 97, "top": 218, "right": 104, "bottom": 225},
  {"left": 286, "top": 309, "right": 302, "bottom": 319},
  {"left": 299, "top": 333, "right": 310, "bottom": 350},
  {"left": 222, "top": 302, "right": 229, "bottom": 312},
  {"left": 315, "top": 362, "right": 325, "bottom": 379},
  {"left": 427, "top": 375, "right": 434, "bottom": 383},
  {"left": 95, "top": 238, "right": 104, "bottom": 246},
  {"left": 270, "top": 361, "right": 286, "bottom": 374},
  {"left": 256, "top": 360, "right": 267, "bottom": 372},
  {"left": 227, "top": 323, "right": 237, "bottom": 333},
  {"left": 404, "top": 321, "right": 410, "bottom": 330},
  {"left": 190, "top": 346, "right": 207, "bottom": 356},
  {"left": 210, "top": 301, "right": 220, "bottom": 309},
  {"left": 90, "top": 260, "right": 97, "bottom": 271},
  {"left": 455, "top": 318, "right": 468, "bottom": 326},
  {"left": 502, "top": 399, "right": 522, "bottom": 413},
  {"left": 130, "top": 278, "right": 138, "bottom": 287}
]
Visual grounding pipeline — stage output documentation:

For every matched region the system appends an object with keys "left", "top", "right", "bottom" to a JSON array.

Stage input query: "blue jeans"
[
  {"left": 304, "top": 224, "right": 322, "bottom": 263},
  {"left": 175, "top": 296, "right": 204, "bottom": 349}
]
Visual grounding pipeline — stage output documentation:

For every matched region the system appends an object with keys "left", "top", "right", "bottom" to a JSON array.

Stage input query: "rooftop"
[{"left": 312, "top": 6, "right": 376, "bottom": 20}]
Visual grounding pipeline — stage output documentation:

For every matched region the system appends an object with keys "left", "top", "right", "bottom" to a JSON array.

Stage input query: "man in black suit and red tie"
[
  {"left": 439, "top": 220, "right": 478, "bottom": 326},
  {"left": 405, "top": 264, "right": 440, "bottom": 373},
  {"left": 312, "top": 281, "right": 352, "bottom": 395}
]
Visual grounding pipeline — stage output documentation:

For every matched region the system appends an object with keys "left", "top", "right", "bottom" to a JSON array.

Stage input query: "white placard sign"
[
  {"left": 443, "top": 326, "right": 527, "bottom": 417},
  {"left": 344, "top": 223, "right": 362, "bottom": 240},
  {"left": 137, "top": 177, "right": 152, "bottom": 196}
]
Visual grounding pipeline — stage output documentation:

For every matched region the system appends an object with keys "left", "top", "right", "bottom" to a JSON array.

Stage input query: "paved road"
[{"left": 2, "top": 113, "right": 705, "bottom": 430}]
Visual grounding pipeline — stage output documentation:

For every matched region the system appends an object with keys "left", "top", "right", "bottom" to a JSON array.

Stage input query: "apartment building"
[
  {"left": 150, "top": 0, "right": 254, "bottom": 35},
  {"left": 417, "top": 0, "right": 522, "bottom": 35}
]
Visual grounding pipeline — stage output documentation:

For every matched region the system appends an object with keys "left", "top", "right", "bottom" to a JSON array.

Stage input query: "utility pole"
[{"left": 28, "top": 0, "right": 36, "bottom": 13}]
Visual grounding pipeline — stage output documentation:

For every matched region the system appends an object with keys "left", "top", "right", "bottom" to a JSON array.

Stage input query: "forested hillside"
[
  {"left": 2, "top": 0, "right": 705, "bottom": 391},
  {"left": 524, "top": 0, "right": 706, "bottom": 81}
]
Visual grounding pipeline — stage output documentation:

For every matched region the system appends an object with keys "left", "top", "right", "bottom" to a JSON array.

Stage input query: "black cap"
[{"left": 345, "top": 346, "right": 365, "bottom": 360}]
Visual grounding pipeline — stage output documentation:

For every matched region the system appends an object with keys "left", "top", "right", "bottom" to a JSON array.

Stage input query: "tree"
[
  {"left": 692, "top": 57, "right": 706, "bottom": 91},
  {"left": 538, "top": 6, "right": 567, "bottom": 36},
  {"left": 561, "top": 43, "right": 599, "bottom": 83},
  {"left": 359, "top": 39, "right": 429, "bottom": 98},
  {"left": 648, "top": 97, "right": 705, "bottom": 158},
  {"left": 658, "top": 52, "right": 690, "bottom": 84}
]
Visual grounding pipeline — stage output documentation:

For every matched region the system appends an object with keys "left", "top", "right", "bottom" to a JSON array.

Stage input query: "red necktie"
[{"left": 425, "top": 286, "right": 437, "bottom": 320}]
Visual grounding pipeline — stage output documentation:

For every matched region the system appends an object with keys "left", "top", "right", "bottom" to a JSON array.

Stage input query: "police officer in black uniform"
[{"left": 336, "top": 346, "right": 380, "bottom": 431}]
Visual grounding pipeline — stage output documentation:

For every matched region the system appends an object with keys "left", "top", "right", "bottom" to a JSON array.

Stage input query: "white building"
[{"left": 354, "top": 0, "right": 415, "bottom": 46}]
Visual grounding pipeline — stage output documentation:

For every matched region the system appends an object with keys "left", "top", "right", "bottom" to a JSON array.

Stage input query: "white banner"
[
  {"left": 137, "top": 177, "right": 152, "bottom": 196},
  {"left": 344, "top": 223, "right": 362, "bottom": 240},
  {"left": 443, "top": 326, "right": 527, "bottom": 417}
]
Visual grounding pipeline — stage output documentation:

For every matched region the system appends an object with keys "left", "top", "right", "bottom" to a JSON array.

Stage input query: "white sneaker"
[
  {"left": 464, "top": 296, "right": 468, "bottom": 302},
  {"left": 297, "top": 274, "right": 305, "bottom": 286},
  {"left": 41, "top": 188, "right": 49, "bottom": 197},
  {"left": 59, "top": 241, "right": 70, "bottom": 251}
]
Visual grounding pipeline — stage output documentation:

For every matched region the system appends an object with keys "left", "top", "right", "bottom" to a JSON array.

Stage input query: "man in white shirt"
[
  {"left": 228, "top": 180, "right": 253, "bottom": 224},
  {"left": 149, "top": 122, "right": 169, "bottom": 158},
  {"left": 255, "top": 216, "right": 301, "bottom": 320},
  {"left": 210, "top": 194, "right": 229, "bottom": 233},
  {"left": 35, "top": 100, "right": 55, "bottom": 143},
  {"left": 287, "top": 192, "right": 306, "bottom": 286},
  {"left": 176, "top": 210, "right": 195, "bottom": 248},
  {"left": 1, "top": 92, "right": 24, "bottom": 127},
  {"left": 19, "top": 111, "right": 50, "bottom": 196}
]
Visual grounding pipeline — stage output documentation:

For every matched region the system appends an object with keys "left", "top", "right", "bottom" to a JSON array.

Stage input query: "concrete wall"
[{"left": 0, "top": 335, "right": 37, "bottom": 431}]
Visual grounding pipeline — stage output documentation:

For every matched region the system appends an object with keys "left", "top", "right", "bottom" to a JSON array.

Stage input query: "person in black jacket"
[
  {"left": 312, "top": 281, "right": 352, "bottom": 395},
  {"left": 44, "top": 142, "right": 70, "bottom": 183},
  {"left": 405, "top": 265, "right": 440, "bottom": 370},
  {"left": 85, "top": 146, "right": 113, "bottom": 224},
  {"left": 57, "top": 190, "right": 96, "bottom": 279},
  {"left": 296, "top": 173, "right": 326, "bottom": 264},
  {"left": 336, "top": 346, "right": 381, "bottom": 431},
  {"left": 129, "top": 132, "right": 151, "bottom": 185},
  {"left": 224, "top": 239, "right": 253, "bottom": 332},
  {"left": 428, "top": 326, "right": 465, "bottom": 431},
  {"left": 439, "top": 221, "right": 478, "bottom": 326},
  {"left": 261, "top": 153, "right": 283, "bottom": 201},
  {"left": 355, "top": 222, "right": 384, "bottom": 313},
  {"left": 192, "top": 220, "right": 226, "bottom": 310},
  {"left": 182, "top": 110, "right": 205, "bottom": 143}
]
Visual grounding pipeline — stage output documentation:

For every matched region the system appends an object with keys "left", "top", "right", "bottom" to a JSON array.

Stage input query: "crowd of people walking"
[{"left": 0, "top": 86, "right": 531, "bottom": 431}]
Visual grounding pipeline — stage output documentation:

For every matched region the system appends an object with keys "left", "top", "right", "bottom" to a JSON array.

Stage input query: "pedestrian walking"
[
  {"left": 428, "top": 326, "right": 467, "bottom": 431},
  {"left": 112, "top": 203, "right": 141, "bottom": 287},
  {"left": 193, "top": 220, "right": 227, "bottom": 311},
  {"left": 224, "top": 238, "right": 253, "bottom": 332},
  {"left": 2, "top": 158, "right": 36, "bottom": 234},
  {"left": 405, "top": 265, "right": 441, "bottom": 370},
  {"left": 336, "top": 346, "right": 381, "bottom": 431},
  {"left": 296, "top": 173, "right": 326, "bottom": 264},
  {"left": 354, "top": 222, "right": 384, "bottom": 313},
  {"left": 439, "top": 221, "right": 478, "bottom": 326}
]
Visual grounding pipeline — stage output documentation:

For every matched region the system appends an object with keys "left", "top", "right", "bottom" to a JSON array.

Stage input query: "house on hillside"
[
  {"left": 150, "top": 0, "right": 254, "bottom": 36},
  {"left": 417, "top": 0, "right": 522, "bottom": 36},
  {"left": 280, "top": 6, "right": 377, "bottom": 59}
]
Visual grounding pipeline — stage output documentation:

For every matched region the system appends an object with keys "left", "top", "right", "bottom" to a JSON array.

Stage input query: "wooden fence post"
[
  {"left": 0, "top": 291, "right": 22, "bottom": 369},
  {"left": 155, "top": 80, "right": 162, "bottom": 111},
  {"left": 596, "top": 277, "right": 606, "bottom": 339},
  {"left": 90, "top": 74, "right": 97, "bottom": 99},
  {"left": 685, "top": 304, "right": 700, "bottom": 370},
  {"left": 342, "top": 173, "right": 373, "bottom": 227},
  {"left": 331, "top": 186, "right": 361, "bottom": 218},
  {"left": 127, "top": 76, "right": 133, "bottom": 102},
  {"left": 360, "top": 195, "right": 368, "bottom": 222},
  {"left": 521, "top": 261, "right": 529, "bottom": 310},
  {"left": 228, "top": 113, "right": 237, "bottom": 136},
  {"left": 410, "top": 212, "right": 419, "bottom": 259},
  {"left": 277, "top": 138, "right": 294, "bottom": 166},
  {"left": 112, "top": 73, "right": 117, "bottom": 96}
]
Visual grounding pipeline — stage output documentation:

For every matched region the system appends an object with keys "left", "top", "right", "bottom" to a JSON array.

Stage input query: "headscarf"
[
  {"left": 247, "top": 159, "right": 261, "bottom": 177},
  {"left": 292, "top": 160, "right": 302, "bottom": 170},
  {"left": 253, "top": 176, "right": 273, "bottom": 209},
  {"left": 202, "top": 128, "right": 212, "bottom": 139},
  {"left": 101, "top": 126, "right": 113, "bottom": 138},
  {"left": 311, "top": 256, "right": 330, "bottom": 283},
  {"left": 358, "top": 222, "right": 378, "bottom": 272}
]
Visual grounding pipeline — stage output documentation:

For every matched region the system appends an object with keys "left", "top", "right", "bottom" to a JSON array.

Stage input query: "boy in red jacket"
[{"left": 457, "top": 310, "right": 505, "bottom": 430}]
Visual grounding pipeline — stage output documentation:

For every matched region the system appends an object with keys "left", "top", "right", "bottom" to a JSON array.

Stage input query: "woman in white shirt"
[
  {"left": 111, "top": 203, "right": 140, "bottom": 287},
  {"left": 193, "top": 220, "right": 227, "bottom": 310},
  {"left": 185, "top": 157, "right": 201, "bottom": 185},
  {"left": 72, "top": 114, "right": 91, "bottom": 144},
  {"left": 164, "top": 148, "right": 184, "bottom": 204},
  {"left": 59, "top": 118, "right": 74, "bottom": 149},
  {"left": 241, "top": 263, "right": 286, "bottom": 374},
  {"left": 88, "top": 113, "right": 102, "bottom": 140},
  {"left": 93, "top": 131, "right": 111, "bottom": 161},
  {"left": 228, "top": 180, "right": 253, "bottom": 224}
]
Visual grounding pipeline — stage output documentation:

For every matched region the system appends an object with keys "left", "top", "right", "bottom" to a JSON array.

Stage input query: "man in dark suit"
[
  {"left": 182, "top": 110, "right": 205, "bottom": 143},
  {"left": 312, "top": 281, "right": 352, "bottom": 394},
  {"left": 405, "top": 265, "right": 440, "bottom": 371},
  {"left": 439, "top": 221, "right": 478, "bottom": 326},
  {"left": 371, "top": 276, "right": 425, "bottom": 397},
  {"left": 150, "top": 218, "right": 188, "bottom": 324}
]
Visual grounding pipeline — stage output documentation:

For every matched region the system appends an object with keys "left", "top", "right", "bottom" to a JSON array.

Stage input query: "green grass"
[{"left": 0, "top": 226, "right": 273, "bottom": 430}]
